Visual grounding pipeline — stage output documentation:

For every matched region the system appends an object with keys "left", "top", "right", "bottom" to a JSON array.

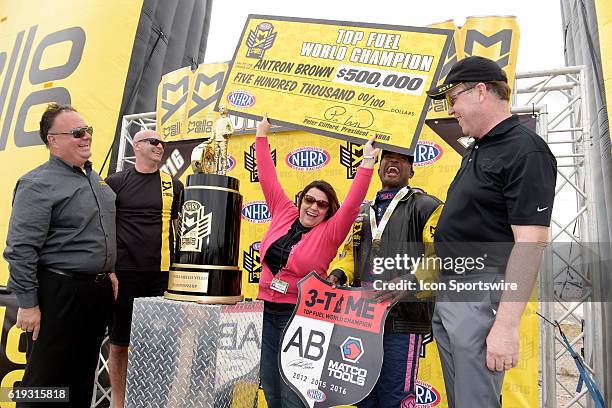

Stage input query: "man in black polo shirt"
[
  {"left": 426, "top": 56, "right": 557, "bottom": 407},
  {"left": 4, "top": 104, "right": 118, "bottom": 407},
  {"left": 105, "top": 129, "right": 183, "bottom": 408}
]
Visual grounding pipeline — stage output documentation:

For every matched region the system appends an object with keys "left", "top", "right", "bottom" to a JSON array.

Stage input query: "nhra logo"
[
  {"left": 306, "top": 389, "right": 327, "bottom": 402},
  {"left": 244, "top": 142, "right": 276, "bottom": 183},
  {"left": 227, "top": 155, "right": 236, "bottom": 172},
  {"left": 340, "top": 336, "right": 364, "bottom": 363},
  {"left": 241, "top": 201, "right": 271, "bottom": 223},
  {"left": 286, "top": 147, "right": 330, "bottom": 171},
  {"left": 415, "top": 380, "right": 441, "bottom": 407},
  {"left": 246, "top": 22, "right": 277, "bottom": 59},
  {"left": 414, "top": 140, "right": 443, "bottom": 167},
  {"left": 243, "top": 241, "right": 262, "bottom": 283},
  {"left": 339, "top": 142, "right": 364, "bottom": 179},
  {"left": 227, "top": 90, "right": 255, "bottom": 108}
]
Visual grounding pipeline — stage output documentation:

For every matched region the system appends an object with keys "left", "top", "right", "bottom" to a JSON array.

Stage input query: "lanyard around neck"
[{"left": 369, "top": 186, "right": 411, "bottom": 242}]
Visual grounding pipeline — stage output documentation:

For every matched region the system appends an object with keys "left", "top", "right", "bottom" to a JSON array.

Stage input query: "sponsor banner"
[
  {"left": 280, "top": 273, "right": 390, "bottom": 407},
  {"left": 0, "top": 0, "right": 144, "bottom": 286},
  {"left": 427, "top": 16, "right": 520, "bottom": 118},
  {"left": 186, "top": 62, "right": 229, "bottom": 141},
  {"left": 219, "top": 15, "right": 453, "bottom": 153},
  {"left": 157, "top": 62, "right": 291, "bottom": 142},
  {"left": 156, "top": 66, "right": 192, "bottom": 140}
]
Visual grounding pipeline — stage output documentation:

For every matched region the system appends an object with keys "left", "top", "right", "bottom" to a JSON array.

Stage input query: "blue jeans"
[
  {"left": 260, "top": 311, "right": 306, "bottom": 408},
  {"left": 358, "top": 332, "right": 424, "bottom": 408}
]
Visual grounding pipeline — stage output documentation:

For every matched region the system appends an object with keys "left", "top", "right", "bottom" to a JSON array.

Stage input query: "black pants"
[
  {"left": 17, "top": 272, "right": 113, "bottom": 408},
  {"left": 109, "top": 270, "right": 168, "bottom": 346}
]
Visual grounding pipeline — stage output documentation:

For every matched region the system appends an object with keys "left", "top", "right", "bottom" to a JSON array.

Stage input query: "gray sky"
[{"left": 204, "top": 0, "right": 566, "bottom": 72}]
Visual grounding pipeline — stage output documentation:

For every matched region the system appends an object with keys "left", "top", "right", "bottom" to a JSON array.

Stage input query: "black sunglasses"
[
  {"left": 48, "top": 126, "right": 93, "bottom": 138},
  {"left": 136, "top": 138, "right": 166, "bottom": 148}
]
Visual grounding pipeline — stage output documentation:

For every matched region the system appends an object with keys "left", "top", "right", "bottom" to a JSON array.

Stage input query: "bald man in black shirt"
[{"left": 105, "top": 129, "right": 183, "bottom": 408}]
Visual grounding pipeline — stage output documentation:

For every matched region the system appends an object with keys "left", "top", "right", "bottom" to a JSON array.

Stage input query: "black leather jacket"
[{"left": 329, "top": 187, "right": 443, "bottom": 334}]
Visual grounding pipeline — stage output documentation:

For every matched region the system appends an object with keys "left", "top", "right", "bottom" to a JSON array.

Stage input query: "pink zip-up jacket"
[{"left": 255, "top": 136, "right": 373, "bottom": 304}]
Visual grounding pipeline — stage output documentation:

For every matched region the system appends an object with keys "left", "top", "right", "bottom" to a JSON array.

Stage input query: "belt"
[
  {"left": 384, "top": 316, "right": 431, "bottom": 334},
  {"left": 46, "top": 270, "right": 110, "bottom": 283}
]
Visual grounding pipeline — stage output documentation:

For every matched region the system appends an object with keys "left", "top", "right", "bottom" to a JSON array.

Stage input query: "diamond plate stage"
[{"left": 126, "top": 298, "right": 263, "bottom": 408}]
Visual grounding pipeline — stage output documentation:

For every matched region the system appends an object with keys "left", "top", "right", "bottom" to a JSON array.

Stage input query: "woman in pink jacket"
[{"left": 256, "top": 114, "right": 378, "bottom": 407}]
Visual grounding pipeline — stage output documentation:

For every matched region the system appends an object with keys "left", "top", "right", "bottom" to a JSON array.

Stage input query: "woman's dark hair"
[{"left": 298, "top": 180, "right": 340, "bottom": 220}]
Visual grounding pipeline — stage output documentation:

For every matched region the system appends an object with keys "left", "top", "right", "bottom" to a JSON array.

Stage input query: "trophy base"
[{"left": 164, "top": 291, "right": 244, "bottom": 304}]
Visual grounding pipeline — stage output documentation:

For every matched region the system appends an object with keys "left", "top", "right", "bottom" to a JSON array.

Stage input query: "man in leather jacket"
[{"left": 328, "top": 150, "right": 442, "bottom": 408}]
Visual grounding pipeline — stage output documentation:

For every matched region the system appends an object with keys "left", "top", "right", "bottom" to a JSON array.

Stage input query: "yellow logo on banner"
[
  {"left": 220, "top": 15, "right": 453, "bottom": 154},
  {"left": 186, "top": 63, "right": 227, "bottom": 140},
  {"left": 157, "top": 63, "right": 229, "bottom": 142},
  {"left": 427, "top": 16, "right": 520, "bottom": 119},
  {"left": 0, "top": 0, "right": 144, "bottom": 287},
  {"left": 156, "top": 66, "right": 191, "bottom": 140}
]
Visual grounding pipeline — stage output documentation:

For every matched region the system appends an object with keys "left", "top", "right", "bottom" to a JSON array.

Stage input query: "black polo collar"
[{"left": 477, "top": 114, "right": 520, "bottom": 144}]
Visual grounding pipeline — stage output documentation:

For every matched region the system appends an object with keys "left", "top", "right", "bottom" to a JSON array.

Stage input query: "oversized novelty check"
[{"left": 219, "top": 15, "right": 453, "bottom": 154}]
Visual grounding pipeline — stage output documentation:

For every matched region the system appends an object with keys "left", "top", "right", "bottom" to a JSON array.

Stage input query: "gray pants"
[{"left": 432, "top": 281, "right": 505, "bottom": 407}]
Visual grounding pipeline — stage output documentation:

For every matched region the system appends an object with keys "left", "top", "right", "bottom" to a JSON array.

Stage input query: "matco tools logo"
[
  {"left": 246, "top": 22, "right": 277, "bottom": 59},
  {"left": 180, "top": 200, "right": 212, "bottom": 252},
  {"left": 415, "top": 380, "right": 441, "bottom": 407},
  {"left": 339, "top": 142, "right": 364, "bottom": 179},
  {"left": 0, "top": 26, "right": 85, "bottom": 150},
  {"left": 414, "top": 141, "right": 443, "bottom": 167},
  {"left": 244, "top": 142, "right": 276, "bottom": 183},
  {"left": 243, "top": 241, "right": 262, "bottom": 283},
  {"left": 286, "top": 147, "right": 330, "bottom": 171},
  {"left": 227, "top": 90, "right": 255, "bottom": 108},
  {"left": 241, "top": 201, "right": 271, "bottom": 223},
  {"left": 340, "top": 337, "right": 364, "bottom": 363}
]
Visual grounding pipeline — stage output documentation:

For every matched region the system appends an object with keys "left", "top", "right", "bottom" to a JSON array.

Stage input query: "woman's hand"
[
  {"left": 256, "top": 113, "right": 271, "bottom": 138},
  {"left": 360, "top": 135, "right": 380, "bottom": 168}
]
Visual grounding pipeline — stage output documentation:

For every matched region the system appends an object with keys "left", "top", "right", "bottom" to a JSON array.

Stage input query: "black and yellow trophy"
[{"left": 165, "top": 105, "right": 243, "bottom": 303}]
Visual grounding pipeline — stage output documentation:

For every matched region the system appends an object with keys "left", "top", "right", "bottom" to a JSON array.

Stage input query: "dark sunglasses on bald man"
[
  {"left": 136, "top": 138, "right": 166, "bottom": 148},
  {"left": 302, "top": 194, "right": 330, "bottom": 210},
  {"left": 48, "top": 126, "right": 93, "bottom": 138}
]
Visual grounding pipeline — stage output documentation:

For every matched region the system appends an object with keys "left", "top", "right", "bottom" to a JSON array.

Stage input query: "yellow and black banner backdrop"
[
  {"left": 595, "top": 0, "right": 612, "bottom": 142},
  {"left": 217, "top": 15, "right": 453, "bottom": 154}
]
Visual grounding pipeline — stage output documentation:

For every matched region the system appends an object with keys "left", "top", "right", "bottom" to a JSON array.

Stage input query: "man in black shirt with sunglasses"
[
  {"left": 5, "top": 104, "right": 118, "bottom": 407},
  {"left": 105, "top": 129, "right": 183, "bottom": 408}
]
